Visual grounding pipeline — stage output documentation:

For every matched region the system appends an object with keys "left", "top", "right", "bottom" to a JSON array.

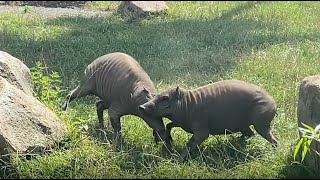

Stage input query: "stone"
[
  {"left": 0, "top": 77, "right": 67, "bottom": 155},
  {"left": 0, "top": 51, "right": 34, "bottom": 96},
  {"left": 297, "top": 75, "right": 320, "bottom": 172},
  {"left": 118, "top": 1, "right": 168, "bottom": 17}
]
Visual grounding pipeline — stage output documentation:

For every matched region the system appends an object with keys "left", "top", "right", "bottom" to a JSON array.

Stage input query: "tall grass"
[{"left": 0, "top": 1, "right": 320, "bottom": 178}]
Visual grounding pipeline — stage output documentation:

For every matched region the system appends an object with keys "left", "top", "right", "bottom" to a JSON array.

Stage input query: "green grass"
[
  {"left": 0, "top": 1, "right": 320, "bottom": 178},
  {"left": 83, "top": 1, "right": 120, "bottom": 11}
]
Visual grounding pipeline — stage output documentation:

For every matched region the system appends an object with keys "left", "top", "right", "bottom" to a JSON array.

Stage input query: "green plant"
[
  {"left": 294, "top": 123, "right": 320, "bottom": 162},
  {"left": 30, "top": 61, "right": 64, "bottom": 108}
]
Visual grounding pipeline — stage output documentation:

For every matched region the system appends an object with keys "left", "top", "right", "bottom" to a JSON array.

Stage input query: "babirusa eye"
[{"left": 162, "top": 96, "right": 169, "bottom": 101}]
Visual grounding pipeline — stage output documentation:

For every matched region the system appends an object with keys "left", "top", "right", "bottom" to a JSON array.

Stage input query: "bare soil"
[{"left": 0, "top": 1, "right": 111, "bottom": 19}]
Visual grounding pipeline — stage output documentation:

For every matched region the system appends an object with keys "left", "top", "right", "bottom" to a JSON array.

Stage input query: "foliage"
[
  {"left": 294, "top": 123, "right": 320, "bottom": 162},
  {"left": 30, "top": 61, "right": 64, "bottom": 108}
]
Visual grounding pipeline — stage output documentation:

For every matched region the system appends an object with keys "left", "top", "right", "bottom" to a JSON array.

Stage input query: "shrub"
[
  {"left": 294, "top": 123, "right": 320, "bottom": 162},
  {"left": 30, "top": 61, "right": 64, "bottom": 108}
]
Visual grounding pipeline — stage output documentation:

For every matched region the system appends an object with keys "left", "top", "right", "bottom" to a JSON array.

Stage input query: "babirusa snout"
[
  {"left": 139, "top": 105, "right": 146, "bottom": 111},
  {"left": 139, "top": 103, "right": 155, "bottom": 113}
]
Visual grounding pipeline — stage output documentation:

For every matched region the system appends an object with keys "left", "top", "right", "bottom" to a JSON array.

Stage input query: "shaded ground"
[{"left": 0, "top": 1, "right": 111, "bottom": 18}]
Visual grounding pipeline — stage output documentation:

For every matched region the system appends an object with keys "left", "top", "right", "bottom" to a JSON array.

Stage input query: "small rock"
[{"left": 118, "top": 1, "right": 168, "bottom": 17}]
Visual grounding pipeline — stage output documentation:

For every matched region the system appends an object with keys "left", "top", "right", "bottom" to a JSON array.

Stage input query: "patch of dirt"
[
  {"left": 1, "top": 1, "right": 88, "bottom": 8},
  {"left": 0, "top": 1, "right": 112, "bottom": 19}
]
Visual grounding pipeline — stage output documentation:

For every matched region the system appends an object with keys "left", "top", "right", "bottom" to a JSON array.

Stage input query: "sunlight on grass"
[
  {"left": 83, "top": 1, "right": 120, "bottom": 11},
  {"left": 0, "top": 13, "right": 71, "bottom": 41}
]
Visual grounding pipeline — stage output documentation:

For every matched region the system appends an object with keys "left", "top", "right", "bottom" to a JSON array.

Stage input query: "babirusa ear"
[{"left": 176, "top": 86, "right": 181, "bottom": 99}]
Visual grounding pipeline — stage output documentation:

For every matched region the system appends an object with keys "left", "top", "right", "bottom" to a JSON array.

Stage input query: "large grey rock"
[
  {"left": 0, "top": 77, "right": 66, "bottom": 155},
  {"left": 297, "top": 75, "right": 320, "bottom": 172},
  {"left": 0, "top": 51, "right": 34, "bottom": 96},
  {"left": 0, "top": 51, "right": 67, "bottom": 155},
  {"left": 118, "top": 1, "right": 168, "bottom": 17}
]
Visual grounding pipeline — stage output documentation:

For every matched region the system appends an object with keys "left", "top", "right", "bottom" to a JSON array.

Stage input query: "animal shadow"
[
  {"left": 86, "top": 122, "right": 263, "bottom": 169},
  {"left": 163, "top": 135, "right": 264, "bottom": 168},
  {"left": 277, "top": 146, "right": 319, "bottom": 178},
  {"left": 86, "top": 122, "right": 144, "bottom": 152},
  {"left": 86, "top": 122, "right": 118, "bottom": 148},
  {"left": 86, "top": 122, "right": 171, "bottom": 171}
]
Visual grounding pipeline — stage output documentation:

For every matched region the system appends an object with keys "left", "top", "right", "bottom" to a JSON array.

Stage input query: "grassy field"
[{"left": 1, "top": 1, "right": 320, "bottom": 178}]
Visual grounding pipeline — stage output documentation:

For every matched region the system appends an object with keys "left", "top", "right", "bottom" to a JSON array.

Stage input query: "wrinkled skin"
[
  {"left": 61, "top": 52, "right": 166, "bottom": 147},
  {"left": 139, "top": 80, "right": 278, "bottom": 162}
]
